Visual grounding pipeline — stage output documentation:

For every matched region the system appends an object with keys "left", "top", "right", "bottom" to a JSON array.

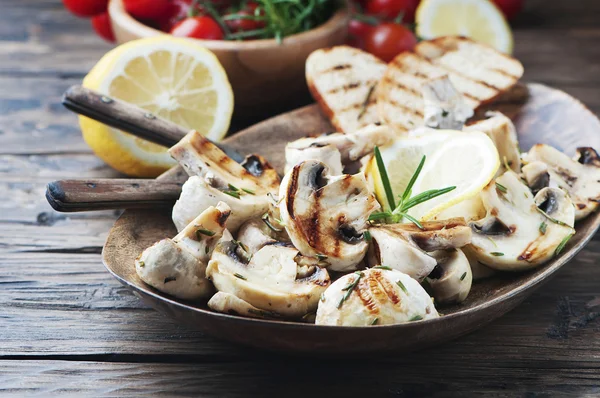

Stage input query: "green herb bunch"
[{"left": 368, "top": 147, "right": 456, "bottom": 229}]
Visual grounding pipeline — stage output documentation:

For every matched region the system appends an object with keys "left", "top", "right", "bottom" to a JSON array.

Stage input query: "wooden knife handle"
[
  {"left": 46, "top": 179, "right": 183, "bottom": 212},
  {"left": 61, "top": 85, "right": 245, "bottom": 163}
]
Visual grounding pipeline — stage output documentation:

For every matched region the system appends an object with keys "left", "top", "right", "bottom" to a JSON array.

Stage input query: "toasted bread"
[
  {"left": 306, "top": 46, "right": 387, "bottom": 134},
  {"left": 377, "top": 36, "right": 524, "bottom": 133}
]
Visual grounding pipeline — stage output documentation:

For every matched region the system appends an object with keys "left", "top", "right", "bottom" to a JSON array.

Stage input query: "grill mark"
[
  {"left": 383, "top": 76, "right": 422, "bottom": 96},
  {"left": 217, "top": 209, "right": 231, "bottom": 227},
  {"left": 491, "top": 68, "right": 519, "bottom": 80},
  {"left": 355, "top": 274, "right": 381, "bottom": 314},
  {"left": 326, "top": 82, "right": 362, "bottom": 95},
  {"left": 337, "top": 99, "right": 378, "bottom": 114},
  {"left": 372, "top": 238, "right": 382, "bottom": 264},
  {"left": 321, "top": 64, "right": 352, "bottom": 74},
  {"left": 306, "top": 189, "right": 323, "bottom": 250},
  {"left": 387, "top": 99, "right": 424, "bottom": 117},
  {"left": 390, "top": 59, "right": 431, "bottom": 80},
  {"left": 577, "top": 203, "right": 587, "bottom": 210},
  {"left": 286, "top": 166, "right": 300, "bottom": 219},
  {"left": 376, "top": 273, "right": 402, "bottom": 305}
]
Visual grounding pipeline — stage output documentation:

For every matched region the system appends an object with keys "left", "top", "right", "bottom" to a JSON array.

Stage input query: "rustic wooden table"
[{"left": 2, "top": 0, "right": 600, "bottom": 396}]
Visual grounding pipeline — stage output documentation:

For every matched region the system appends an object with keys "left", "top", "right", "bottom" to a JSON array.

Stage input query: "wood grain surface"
[{"left": 2, "top": 0, "right": 600, "bottom": 395}]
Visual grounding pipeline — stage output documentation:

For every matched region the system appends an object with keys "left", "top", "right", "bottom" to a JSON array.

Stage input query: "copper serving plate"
[{"left": 102, "top": 84, "right": 600, "bottom": 353}]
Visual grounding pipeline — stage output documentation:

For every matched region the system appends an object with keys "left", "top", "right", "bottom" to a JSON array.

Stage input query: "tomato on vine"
[
  {"left": 365, "top": 0, "right": 420, "bottom": 23},
  {"left": 62, "top": 0, "right": 108, "bottom": 18},
  {"left": 364, "top": 22, "right": 417, "bottom": 62},
  {"left": 170, "top": 15, "right": 224, "bottom": 40}
]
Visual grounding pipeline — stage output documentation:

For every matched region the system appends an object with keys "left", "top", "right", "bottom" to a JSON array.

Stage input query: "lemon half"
[
  {"left": 416, "top": 0, "right": 513, "bottom": 54},
  {"left": 81, "top": 36, "right": 234, "bottom": 177}
]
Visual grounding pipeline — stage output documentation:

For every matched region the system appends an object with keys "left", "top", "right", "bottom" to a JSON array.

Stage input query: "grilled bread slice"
[
  {"left": 306, "top": 46, "right": 387, "bottom": 134},
  {"left": 377, "top": 36, "right": 524, "bottom": 133}
]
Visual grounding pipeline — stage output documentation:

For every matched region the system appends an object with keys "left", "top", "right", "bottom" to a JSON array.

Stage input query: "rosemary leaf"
[
  {"left": 368, "top": 211, "right": 392, "bottom": 222},
  {"left": 242, "top": 188, "right": 256, "bottom": 195},
  {"left": 373, "top": 265, "right": 392, "bottom": 270},
  {"left": 409, "top": 314, "right": 423, "bottom": 322},
  {"left": 396, "top": 279, "right": 408, "bottom": 295},
  {"left": 460, "top": 272, "right": 467, "bottom": 281},
  {"left": 315, "top": 254, "right": 328, "bottom": 261},
  {"left": 262, "top": 213, "right": 283, "bottom": 232},
  {"left": 401, "top": 213, "right": 423, "bottom": 230},
  {"left": 400, "top": 186, "right": 456, "bottom": 212},
  {"left": 539, "top": 221, "right": 547, "bottom": 235},
  {"left": 223, "top": 190, "right": 241, "bottom": 199},
  {"left": 228, "top": 183, "right": 240, "bottom": 191},
  {"left": 234, "top": 273, "right": 247, "bottom": 280},
  {"left": 536, "top": 207, "right": 571, "bottom": 227},
  {"left": 496, "top": 183, "right": 508, "bottom": 193},
  {"left": 138, "top": 261, "right": 145, "bottom": 267},
  {"left": 196, "top": 228, "right": 216, "bottom": 237},
  {"left": 555, "top": 233, "right": 573, "bottom": 256},
  {"left": 402, "top": 155, "right": 426, "bottom": 204},
  {"left": 363, "top": 230, "right": 372, "bottom": 241},
  {"left": 370, "top": 318, "right": 379, "bottom": 325},
  {"left": 490, "top": 252, "right": 504, "bottom": 257},
  {"left": 337, "top": 271, "right": 363, "bottom": 309},
  {"left": 374, "top": 146, "right": 396, "bottom": 210}
]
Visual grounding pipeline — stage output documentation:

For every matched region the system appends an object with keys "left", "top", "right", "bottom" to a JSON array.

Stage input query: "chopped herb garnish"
[
  {"left": 262, "top": 213, "right": 283, "bottom": 232},
  {"left": 337, "top": 271, "right": 363, "bottom": 309},
  {"left": 138, "top": 261, "right": 145, "bottom": 267},
  {"left": 164, "top": 276, "right": 176, "bottom": 283},
  {"left": 228, "top": 183, "right": 240, "bottom": 191},
  {"left": 396, "top": 279, "right": 408, "bottom": 295},
  {"left": 409, "top": 315, "right": 423, "bottom": 322},
  {"left": 223, "top": 190, "right": 241, "bottom": 199},
  {"left": 196, "top": 228, "right": 216, "bottom": 237},
  {"left": 460, "top": 272, "right": 467, "bottom": 281},
  {"left": 524, "top": 192, "right": 529, "bottom": 198},
  {"left": 363, "top": 230, "right": 372, "bottom": 241},
  {"left": 539, "top": 221, "right": 547, "bottom": 235},
  {"left": 357, "top": 84, "right": 376, "bottom": 120},
  {"left": 490, "top": 252, "right": 504, "bottom": 257},
  {"left": 555, "top": 233, "right": 573, "bottom": 256},
  {"left": 234, "top": 273, "right": 247, "bottom": 280},
  {"left": 441, "top": 110, "right": 449, "bottom": 117},
  {"left": 232, "top": 240, "right": 249, "bottom": 253},
  {"left": 371, "top": 318, "right": 379, "bottom": 325},
  {"left": 248, "top": 308, "right": 279, "bottom": 318},
  {"left": 242, "top": 188, "right": 256, "bottom": 195},
  {"left": 371, "top": 149, "right": 455, "bottom": 229},
  {"left": 315, "top": 254, "right": 328, "bottom": 261},
  {"left": 373, "top": 265, "right": 392, "bottom": 270},
  {"left": 496, "top": 183, "right": 508, "bottom": 193}
]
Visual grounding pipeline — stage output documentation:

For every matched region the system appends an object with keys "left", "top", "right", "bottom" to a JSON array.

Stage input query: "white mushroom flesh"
[
  {"left": 316, "top": 268, "right": 439, "bottom": 326},
  {"left": 367, "top": 218, "right": 472, "bottom": 281},
  {"left": 207, "top": 291, "right": 280, "bottom": 319},
  {"left": 522, "top": 144, "right": 600, "bottom": 220},
  {"left": 422, "top": 75, "right": 474, "bottom": 130},
  {"left": 285, "top": 143, "right": 343, "bottom": 176},
  {"left": 468, "top": 171, "right": 575, "bottom": 271},
  {"left": 464, "top": 112, "right": 521, "bottom": 176},
  {"left": 463, "top": 248, "right": 497, "bottom": 281},
  {"left": 206, "top": 243, "right": 330, "bottom": 317},
  {"left": 136, "top": 202, "right": 231, "bottom": 300},
  {"left": 236, "top": 218, "right": 289, "bottom": 255},
  {"left": 427, "top": 249, "right": 472, "bottom": 304},
  {"left": 279, "top": 160, "right": 380, "bottom": 271}
]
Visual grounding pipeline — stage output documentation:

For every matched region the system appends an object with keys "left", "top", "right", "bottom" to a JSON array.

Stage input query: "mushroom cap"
[
  {"left": 427, "top": 249, "right": 472, "bottom": 304},
  {"left": 206, "top": 242, "right": 330, "bottom": 317},
  {"left": 136, "top": 203, "right": 232, "bottom": 300},
  {"left": 316, "top": 268, "right": 439, "bottom": 326},
  {"left": 523, "top": 144, "right": 600, "bottom": 220},
  {"left": 172, "top": 176, "right": 272, "bottom": 233},
  {"left": 207, "top": 292, "right": 280, "bottom": 319},
  {"left": 279, "top": 160, "right": 380, "bottom": 272},
  {"left": 468, "top": 171, "right": 575, "bottom": 271},
  {"left": 366, "top": 218, "right": 472, "bottom": 281},
  {"left": 285, "top": 143, "right": 343, "bottom": 176},
  {"left": 236, "top": 218, "right": 289, "bottom": 255}
]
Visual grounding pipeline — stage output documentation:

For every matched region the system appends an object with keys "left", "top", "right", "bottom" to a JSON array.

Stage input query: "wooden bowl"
[
  {"left": 107, "top": 0, "right": 349, "bottom": 118},
  {"left": 103, "top": 84, "right": 600, "bottom": 354}
]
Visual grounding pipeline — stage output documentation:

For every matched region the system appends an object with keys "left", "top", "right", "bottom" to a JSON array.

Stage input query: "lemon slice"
[
  {"left": 409, "top": 131, "right": 500, "bottom": 220},
  {"left": 365, "top": 129, "right": 454, "bottom": 211},
  {"left": 416, "top": 0, "right": 513, "bottom": 53},
  {"left": 80, "top": 36, "right": 234, "bottom": 177}
]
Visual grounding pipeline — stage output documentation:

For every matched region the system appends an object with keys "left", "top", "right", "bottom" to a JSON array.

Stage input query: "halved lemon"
[
  {"left": 365, "top": 130, "right": 499, "bottom": 221},
  {"left": 416, "top": 0, "right": 513, "bottom": 54},
  {"left": 81, "top": 36, "right": 234, "bottom": 177}
]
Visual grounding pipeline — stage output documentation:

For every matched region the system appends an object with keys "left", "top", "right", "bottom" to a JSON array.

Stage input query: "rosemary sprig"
[
  {"left": 536, "top": 207, "right": 571, "bottom": 228},
  {"left": 460, "top": 272, "right": 467, "bottom": 281},
  {"left": 555, "top": 233, "right": 573, "bottom": 256},
  {"left": 490, "top": 252, "right": 504, "bottom": 257},
  {"left": 370, "top": 318, "right": 379, "bottom": 325},
  {"left": 357, "top": 84, "right": 376, "bottom": 121},
  {"left": 539, "top": 221, "right": 547, "bottom": 235},
  {"left": 373, "top": 265, "right": 392, "bottom": 270},
  {"left": 262, "top": 213, "right": 283, "bottom": 232},
  {"left": 337, "top": 271, "right": 363, "bottom": 309},
  {"left": 234, "top": 273, "right": 247, "bottom": 280},
  {"left": 409, "top": 315, "right": 423, "bottom": 322},
  {"left": 223, "top": 190, "right": 241, "bottom": 199},
  {"left": 371, "top": 149, "right": 456, "bottom": 229},
  {"left": 242, "top": 188, "right": 256, "bottom": 195},
  {"left": 363, "top": 230, "right": 372, "bottom": 241},
  {"left": 195, "top": 228, "right": 216, "bottom": 238},
  {"left": 396, "top": 279, "right": 408, "bottom": 295},
  {"left": 496, "top": 183, "right": 508, "bottom": 194}
]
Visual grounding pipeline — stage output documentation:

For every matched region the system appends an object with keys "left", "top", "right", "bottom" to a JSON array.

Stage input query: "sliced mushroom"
[
  {"left": 463, "top": 249, "right": 497, "bottom": 281},
  {"left": 366, "top": 218, "right": 472, "bottom": 281},
  {"left": 135, "top": 202, "right": 231, "bottom": 300},
  {"left": 426, "top": 249, "right": 472, "bottom": 304},
  {"left": 522, "top": 144, "right": 600, "bottom": 220},
  {"left": 468, "top": 171, "right": 575, "bottom": 271},
  {"left": 279, "top": 160, "right": 380, "bottom": 271},
  {"left": 315, "top": 268, "right": 439, "bottom": 326},
  {"left": 206, "top": 242, "right": 330, "bottom": 317},
  {"left": 207, "top": 292, "right": 281, "bottom": 319},
  {"left": 432, "top": 195, "right": 486, "bottom": 222},
  {"left": 464, "top": 112, "right": 521, "bottom": 176},
  {"left": 521, "top": 161, "right": 552, "bottom": 195},
  {"left": 284, "top": 124, "right": 393, "bottom": 174},
  {"left": 422, "top": 75, "right": 474, "bottom": 130},
  {"left": 172, "top": 175, "right": 272, "bottom": 233},
  {"left": 236, "top": 216, "right": 289, "bottom": 255}
]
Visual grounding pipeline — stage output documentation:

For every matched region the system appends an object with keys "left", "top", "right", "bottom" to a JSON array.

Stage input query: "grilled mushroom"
[
  {"left": 464, "top": 249, "right": 497, "bottom": 281},
  {"left": 284, "top": 124, "right": 393, "bottom": 174},
  {"left": 467, "top": 171, "right": 575, "bottom": 271},
  {"left": 207, "top": 292, "right": 280, "bottom": 319},
  {"left": 135, "top": 202, "right": 231, "bottom": 300},
  {"left": 464, "top": 112, "right": 521, "bottom": 175},
  {"left": 279, "top": 160, "right": 380, "bottom": 271},
  {"left": 315, "top": 268, "right": 439, "bottom": 326},
  {"left": 206, "top": 242, "right": 330, "bottom": 317},
  {"left": 422, "top": 75, "right": 474, "bottom": 130},
  {"left": 169, "top": 130, "right": 280, "bottom": 232},
  {"left": 426, "top": 249, "right": 472, "bottom": 304},
  {"left": 236, "top": 216, "right": 289, "bottom": 255},
  {"left": 366, "top": 218, "right": 472, "bottom": 281},
  {"left": 522, "top": 144, "right": 600, "bottom": 220}
]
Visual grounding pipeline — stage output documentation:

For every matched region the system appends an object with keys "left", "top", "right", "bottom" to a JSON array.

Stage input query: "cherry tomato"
[
  {"left": 158, "top": 0, "right": 192, "bottom": 32},
  {"left": 123, "top": 0, "right": 173, "bottom": 22},
  {"left": 170, "top": 16, "right": 224, "bottom": 40},
  {"left": 91, "top": 11, "right": 115, "bottom": 42},
  {"left": 346, "top": 18, "right": 374, "bottom": 49},
  {"left": 225, "top": 10, "right": 265, "bottom": 32},
  {"left": 63, "top": 0, "right": 108, "bottom": 18},
  {"left": 364, "top": 23, "right": 417, "bottom": 62},
  {"left": 492, "top": 0, "right": 524, "bottom": 20},
  {"left": 365, "top": 0, "right": 420, "bottom": 23}
]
